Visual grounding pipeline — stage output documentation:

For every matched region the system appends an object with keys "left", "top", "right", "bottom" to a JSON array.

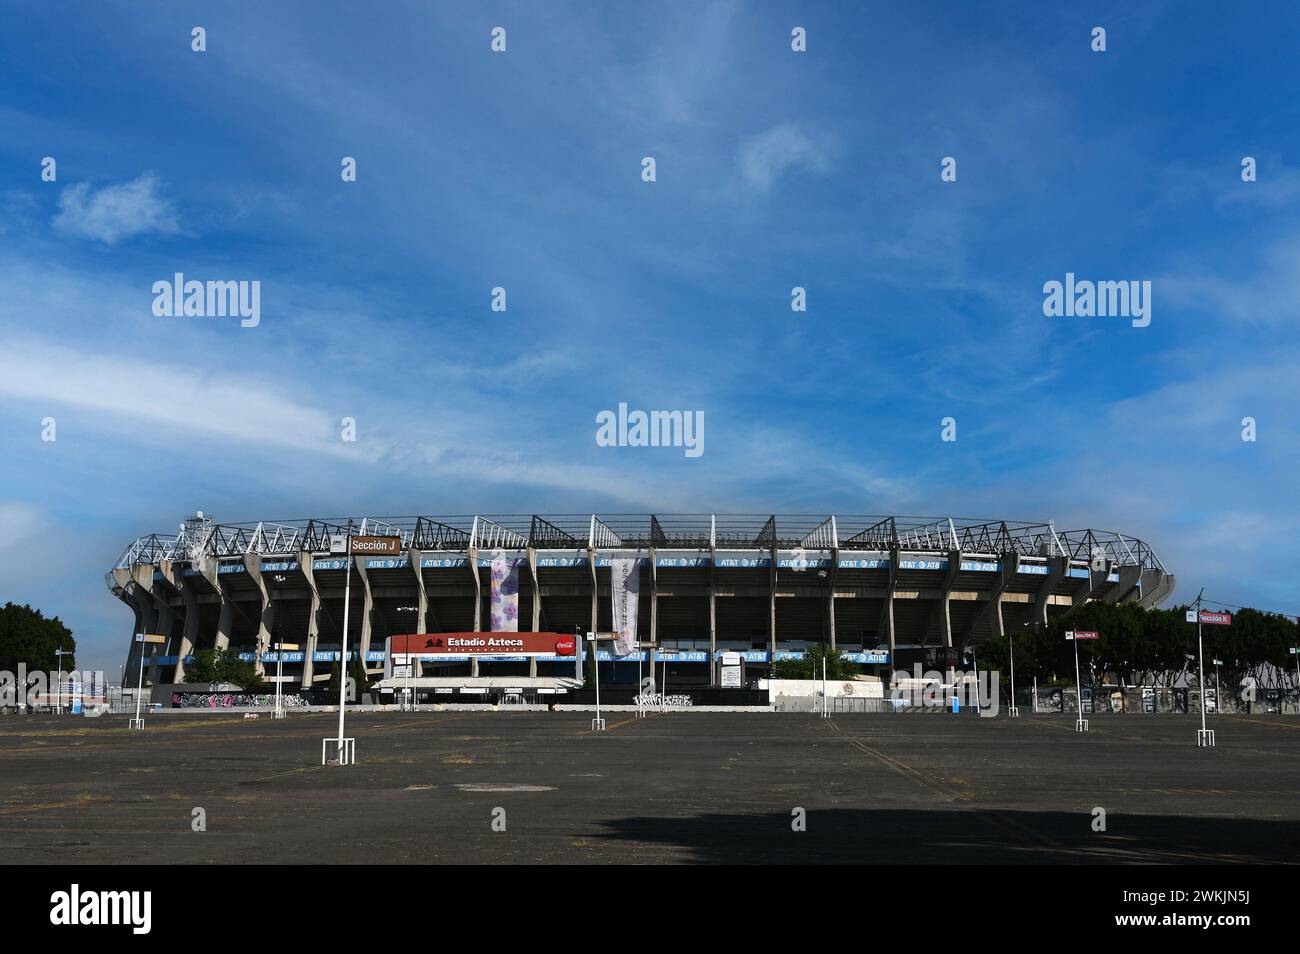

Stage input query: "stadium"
[{"left": 107, "top": 512, "right": 1174, "bottom": 691}]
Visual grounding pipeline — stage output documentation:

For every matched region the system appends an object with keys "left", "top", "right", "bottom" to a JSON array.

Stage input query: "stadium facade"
[{"left": 108, "top": 513, "right": 1174, "bottom": 687}]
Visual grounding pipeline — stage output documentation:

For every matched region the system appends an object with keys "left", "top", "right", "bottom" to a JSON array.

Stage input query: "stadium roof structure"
[{"left": 111, "top": 513, "right": 1167, "bottom": 573}]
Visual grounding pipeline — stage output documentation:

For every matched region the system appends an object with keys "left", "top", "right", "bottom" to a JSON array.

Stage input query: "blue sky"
[{"left": 2, "top": 1, "right": 1299, "bottom": 674}]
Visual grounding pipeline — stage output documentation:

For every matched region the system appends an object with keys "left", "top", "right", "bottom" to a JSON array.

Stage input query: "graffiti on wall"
[{"left": 171, "top": 692, "right": 311, "bottom": 709}]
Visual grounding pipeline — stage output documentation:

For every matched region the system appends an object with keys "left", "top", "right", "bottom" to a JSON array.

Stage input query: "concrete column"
[
  {"left": 1034, "top": 557, "right": 1068, "bottom": 629},
  {"left": 767, "top": 544, "right": 777, "bottom": 661},
  {"left": 648, "top": 547, "right": 658, "bottom": 646},
  {"left": 962, "top": 551, "right": 1018, "bottom": 648},
  {"left": 113, "top": 567, "right": 157, "bottom": 682},
  {"left": 708, "top": 546, "right": 717, "bottom": 687},
  {"left": 1072, "top": 558, "right": 1113, "bottom": 609},
  {"left": 468, "top": 548, "right": 481, "bottom": 677},
  {"left": 215, "top": 600, "right": 234, "bottom": 652},
  {"left": 468, "top": 547, "right": 481, "bottom": 630},
  {"left": 156, "top": 561, "right": 181, "bottom": 653},
  {"left": 827, "top": 547, "right": 839, "bottom": 650},
  {"left": 196, "top": 555, "right": 234, "bottom": 651},
  {"left": 991, "top": 552, "right": 1018, "bottom": 642},
  {"left": 881, "top": 546, "right": 899, "bottom": 664},
  {"left": 1137, "top": 568, "right": 1176, "bottom": 608},
  {"left": 408, "top": 548, "right": 428, "bottom": 634},
  {"left": 243, "top": 555, "right": 274, "bottom": 675},
  {"left": 527, "top": 547, "right": 540, "bottom": 677},
  {"left": 149, "top": 596, "right": 174, "bottom": 686},
  {"left": 118, "top": 596, "right": 146, "bottom": 681},
  {"left": 175, "top": 579, "right": 199, "bottom": 683},
  {"left": 935, "top": 550, "right": 961, "bottom": 649},
  {"left": 299, "top": 552, "right": 321, "bottom": 687},
  {"left": 1105, "top": 564, "right": 1143, "bottom": 604}
]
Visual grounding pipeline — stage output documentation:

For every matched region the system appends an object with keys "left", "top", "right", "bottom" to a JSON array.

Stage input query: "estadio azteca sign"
[{"left": 390, "top": 632, "right": 577, "bottom": 657}]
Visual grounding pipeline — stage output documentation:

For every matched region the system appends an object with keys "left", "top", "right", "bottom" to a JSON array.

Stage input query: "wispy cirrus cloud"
[
  {"left": 737, "top": 124, "right": 834, "bottom": 193},
  {"left": 52, "top": 172, "right": 180, "bottom": 245}
]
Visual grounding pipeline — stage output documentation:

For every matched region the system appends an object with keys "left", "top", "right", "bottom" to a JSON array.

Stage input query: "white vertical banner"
[
  {"left": 489, "top": 556, "right": 521, "bottom": 632},
  {"left": 610, "top": 557, "right": 640, "bottom": 656}
]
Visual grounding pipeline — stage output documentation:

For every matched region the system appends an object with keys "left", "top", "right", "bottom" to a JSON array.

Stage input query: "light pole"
[
  {"left": 128, "top": 634, "right": 161, "bottom": 730},
  {"left": 54, "top": 648, "right": 72, "bottom": 714},
  {"left": 821, "top": 654, "right": 828, "bottom": 718},
  {"left": 272, "top": 641, "right": 296, "bottom": 719},
  {"left": 1191, "top": 590, "right": 1214, "bottom": 747},
  {"left": 589, "top": 633, "right": 605, "bottom": 730},
  {"left": 1290, "top": 647, "right": 1299, "bottom": 714},
  {"left": 321, "top": 532, "right": 356, "bottom": 766},
  {"left": 1006, "top": 625, "right": 1025, "bottom": 718},
  {"left": 1065, "top": 630, "right": 1091, "bottom": 732}
]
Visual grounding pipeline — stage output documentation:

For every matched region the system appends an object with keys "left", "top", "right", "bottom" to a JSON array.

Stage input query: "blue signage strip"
[
  {"left": 896, "top": 558, "right": 948, "bottom": 571},
  {"left": 261, "top": 651, "right": 305, "bottom": 663},
  {"left": 536, "top": 556, "right": 589, "bottom": 568},
  {"left": 364, "top": 556, "right": 408, "bottom": 571},
  {"left": 654, "top": 556, "right": 710, "bottom": 569},
  {"left": 836, "top": 557, "right": 890, "bottom": 569},
  {"left": 772, "top": 650, "right": 889, "bottom": 664},
  {"left": 421, "top": 556, "right": 467, "bottom": 569}
]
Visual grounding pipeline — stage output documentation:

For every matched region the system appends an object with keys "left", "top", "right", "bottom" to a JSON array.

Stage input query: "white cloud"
[
  {"left": 0, "top": 338, "right": 340, "bottom": 454},
  {"left": 53, "top": 172, "right": 180, "bottom": 245},
  {"left": 737, "top": 124, "right": 833, "bottom": 193},
  {"left": 1159, "top": 231, "right": 1300, "bottom": 325}
]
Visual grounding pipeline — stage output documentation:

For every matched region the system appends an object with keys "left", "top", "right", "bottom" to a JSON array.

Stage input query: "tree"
[
  {"left": 0, "top": 603, "right": 75, "bottom": 673},
  {"left": 183, "top": 648, "right": 264, "bottom": 691},
  {"left": 771, "top": 643, "right": 859, "bottom": 680},
  {"left": 326, "top": 657, "right": 374, "bottom": 701},
  {"left": 984, "top": 602, "right": 1299, "bottom": 692}
]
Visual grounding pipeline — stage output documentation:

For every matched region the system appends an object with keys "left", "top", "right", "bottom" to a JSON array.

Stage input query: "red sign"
[
  {"left": 1067, "top": 630, "right": 1100, "bottom": 640},
  {"left": 391, "top": 632, "right": 577, "bottom": 657},
  {"left": 1198, "top": 611, "right": 1232, "bottom": 626}
]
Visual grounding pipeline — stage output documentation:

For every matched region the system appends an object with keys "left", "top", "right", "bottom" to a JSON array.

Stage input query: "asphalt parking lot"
[{"left": 0, "top": 711, "right": 1296, "bottom": 864}]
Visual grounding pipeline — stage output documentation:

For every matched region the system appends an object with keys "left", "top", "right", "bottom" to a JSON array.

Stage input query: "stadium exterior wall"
[{"left": 107, "top": 513, "right": 1174, "bottom": 687}]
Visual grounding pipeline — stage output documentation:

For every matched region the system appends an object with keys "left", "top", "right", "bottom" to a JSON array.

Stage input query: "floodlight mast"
[{"left": 337, "top": 533, "right": 353, "bottom": 760}]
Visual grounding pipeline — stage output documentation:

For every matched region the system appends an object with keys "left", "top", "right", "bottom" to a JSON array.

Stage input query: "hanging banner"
[
  {"left": 489, "top": 556, "right": 521, "bottom": 631},
  {"left": 610, "top": 557, "right": 640, "bottom": 656}
]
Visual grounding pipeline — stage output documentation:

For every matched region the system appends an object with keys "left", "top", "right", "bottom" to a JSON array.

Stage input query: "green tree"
[
  {"left": 326, "top": 657, "right": 374, "bottom": 701},
  {"left": 0, "top": 603, "right": 74, "bottom": 673},
  {"left": 183, "top": 647, "right": 264, "bottom": 690},
  {"left": 771, "top": 643, "right": 859, "bottom": 680},
  {"left": 981, "top": 602, "right": 1299, "bottom": 692}
]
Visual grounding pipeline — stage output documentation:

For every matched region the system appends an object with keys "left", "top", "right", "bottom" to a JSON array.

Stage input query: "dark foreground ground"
[{"left": 0, "top": 711, "right": 1296, "bottom": 863}]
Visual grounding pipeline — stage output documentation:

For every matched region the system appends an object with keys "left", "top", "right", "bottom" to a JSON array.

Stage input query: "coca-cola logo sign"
[{"left": 554, "top": 636, "right": 576, "bottom": 656}]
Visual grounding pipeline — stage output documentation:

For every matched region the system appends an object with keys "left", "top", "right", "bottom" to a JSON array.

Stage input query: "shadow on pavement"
[{"left": 589, "top": 808, "right": 1300, "bottom": 864}]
